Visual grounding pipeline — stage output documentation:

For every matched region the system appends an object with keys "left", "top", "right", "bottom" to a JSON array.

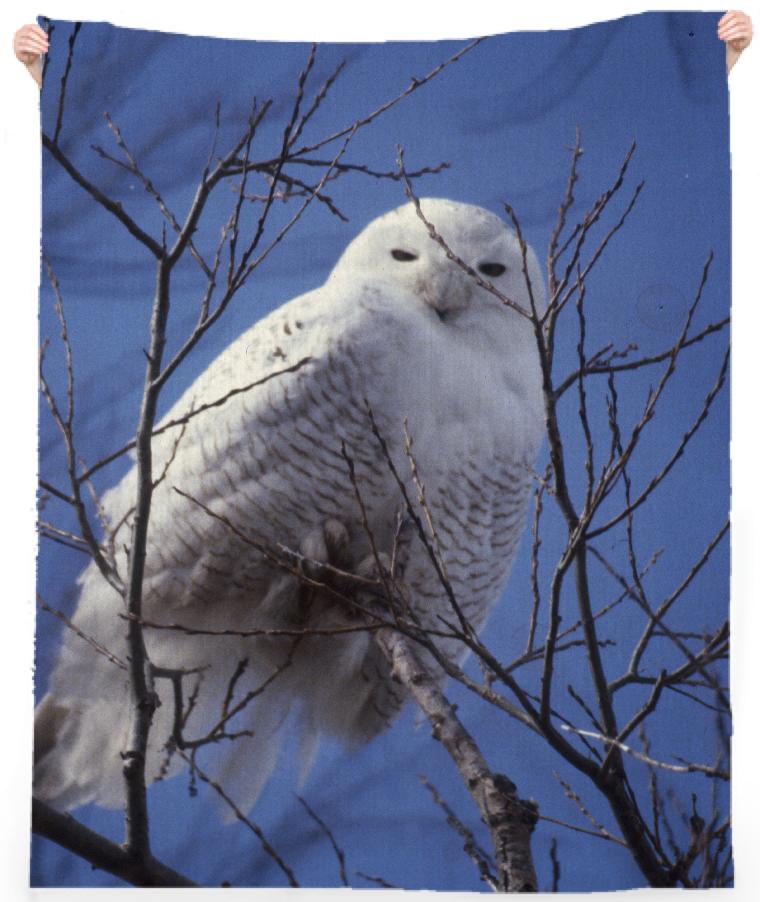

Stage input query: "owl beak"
[{"left": 417, "top": 267, "right": 472, "bottom": 318}]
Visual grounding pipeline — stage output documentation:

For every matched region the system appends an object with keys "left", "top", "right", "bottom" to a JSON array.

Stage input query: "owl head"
[{"left": 329, "top": 198, "right": 547, "bottom": 325}]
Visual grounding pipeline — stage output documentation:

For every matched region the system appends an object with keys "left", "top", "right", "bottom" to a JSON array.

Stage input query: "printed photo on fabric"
[{"left": 33, "top": 13, "right": 731, "bottom": 891}]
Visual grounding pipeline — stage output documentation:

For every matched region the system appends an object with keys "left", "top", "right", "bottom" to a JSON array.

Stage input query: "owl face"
[{"left": 330, "top": 198, "right": 546, "bottom": 325}]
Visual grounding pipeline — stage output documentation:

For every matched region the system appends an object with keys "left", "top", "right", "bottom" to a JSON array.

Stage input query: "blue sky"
[{"left": 32, "top": 11, "right": 731, "bottom": 891}]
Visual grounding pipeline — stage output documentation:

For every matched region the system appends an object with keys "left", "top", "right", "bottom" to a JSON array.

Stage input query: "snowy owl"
[{"left": 34, "top": 198, "right": 546, "bottom": 814}]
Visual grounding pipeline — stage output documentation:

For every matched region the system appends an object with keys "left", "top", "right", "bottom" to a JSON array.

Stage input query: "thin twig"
[
  {"left": 77, "top": 356, "right": 313, "bottom": 483},
  {"left": 52, "top": 22, "right": 81, "bottom": 144},
  {"left": 36, "top": 594, "right": 127, "bottom": 670},
  {"left": 419, "top": 774, "right": 498, "bottom": 890},
  {"left": 296, "top": 796, "right": 349, "bottom": 887},
  {"left": 178, "top": 751, "right": 299, "bottom": 886},
  {"left": 560, "top": 727, "right": 729, "bottom": 780}
]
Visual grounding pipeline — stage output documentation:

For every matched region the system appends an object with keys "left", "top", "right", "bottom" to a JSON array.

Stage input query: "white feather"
[{"left": 35, "top": 198, "right": 546, "bottom": 813}]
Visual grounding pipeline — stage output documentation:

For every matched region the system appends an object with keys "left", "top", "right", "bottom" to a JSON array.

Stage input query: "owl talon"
[
  {"left": 355, "top": 551, "right": 392, "bottom": 582},
  {"left": 323, "top": 517, "right": 350, "bottom": 565},
  {"left": 349, "top": 551, "right": 394, "bottom": 617},
  {"left": 298, "top": 517, "right": 350, "bottom": 579}
]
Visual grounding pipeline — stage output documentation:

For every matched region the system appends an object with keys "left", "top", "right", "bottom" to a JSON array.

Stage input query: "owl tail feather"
[
  {"left": 34, "top": 692, "right": 68, "bottom": 767},
  {"left": 32, "top": 664, "right": 310, "bottom": 819},
  {"left": 33, "top": 687, "right": 134, "bottom": 810},
  {"left": 203, "top": 682, "right": 298, "bottom": 821}
]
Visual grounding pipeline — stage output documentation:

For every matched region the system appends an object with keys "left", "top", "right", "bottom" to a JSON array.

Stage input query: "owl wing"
[
  {"left": 35, "top": 279, "right": 406, "bottom": 809},
  {"left": 90, "top": 277, "right": 412, "bottom": 642}
]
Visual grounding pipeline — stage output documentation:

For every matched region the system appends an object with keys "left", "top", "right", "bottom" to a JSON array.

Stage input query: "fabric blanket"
[{"left": 34, "top": 12, "right": 730, "bottom": 891}]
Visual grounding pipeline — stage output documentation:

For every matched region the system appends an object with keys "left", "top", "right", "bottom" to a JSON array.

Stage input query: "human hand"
[
  {"left": 13, "top": 23, "right": 49, "bottom": 66},
  {"left": 717, "top": 10, "right": 753, "bottom": 52}
]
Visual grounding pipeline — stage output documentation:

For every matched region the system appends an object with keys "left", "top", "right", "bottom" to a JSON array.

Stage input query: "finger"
[
  {"left": 20, "top": 36, "right": 48, "bottom": 48},
  {"left": 27, "top": 27, "right": 50, "bottom": 43},
  {"left": 717, "top": 15, "right": 741, "bottom": 29},
  {"left": 725, "top": 13, "right": 748, "bottom": 29},
  {"left": 26, "top": 35, "right": 49, "bottom": 50},
  {"left": 718, "top": 12, "right": 741, "bottom": 30},
  {"left": 17, "top": 24, "right": 41, "bottom": 40},
  {"left": 17, "top": 30, "right": 46, "bottom": 43},
  {"left": 17, "top": 39, "right": 47, "bottom": 54},
  {"left": 720, "top": 26, "right": 748, "bottom": 40}
]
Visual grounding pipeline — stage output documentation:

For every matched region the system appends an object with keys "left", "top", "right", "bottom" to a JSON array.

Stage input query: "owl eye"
[
  {"left": 478, "top": 262, "right": 506, "bottom": 278},
  {"left": 391, "top": 248, "right": 418, "bottom": 262}
]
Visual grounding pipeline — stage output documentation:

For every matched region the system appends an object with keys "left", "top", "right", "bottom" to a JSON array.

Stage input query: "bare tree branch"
[
  {"left": 375, "top": 628, "right": 538, "bottom": 892},
  {"left": 560, "top": 727, "right": 730, "bottom": 780},
  {"left": 32, "top": 798, "right": 196, "bottom": 887}
]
